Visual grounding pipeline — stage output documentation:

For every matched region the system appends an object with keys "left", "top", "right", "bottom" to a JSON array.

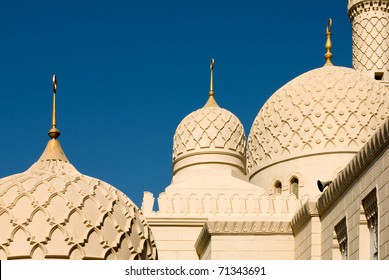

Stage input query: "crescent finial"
[{"left": 324, "top": 18, "right": 333, "bottom": 66}]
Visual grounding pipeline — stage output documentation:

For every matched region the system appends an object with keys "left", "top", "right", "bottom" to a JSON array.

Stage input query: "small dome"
[
  {"left": 172, "top": 59, "right": 246, "bottom": 175},
  {"left": 173, "top": 105, "right": 246, "bottom": 173},
  {"left": 247, "top": 66, "right": 389, "bottom": 176}
]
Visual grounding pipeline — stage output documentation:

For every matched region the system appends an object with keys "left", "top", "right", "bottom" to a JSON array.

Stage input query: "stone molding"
[
  {"left": 348, "top": 1, "right": 389, "bottom": 21},
  {"left": 195, "top": 220, "right": 292, "bottom": 257},
  {"left": 317, "top": 119, "right": 389, "bottom": 215},
  {"left": 144, "top": 217, "right": 208, "bottom": 227},
  {"left": 248, "top": 150, "right": 357, "bottom": 180},
  {"left": 143, "top": 192, "right": 300, "bottom": 218},
  {"left": 290, "top": 200, "right": 319, "bottom": 236},
  {"left": 172, "top": 151, "right": 246, "bottom": 175}
]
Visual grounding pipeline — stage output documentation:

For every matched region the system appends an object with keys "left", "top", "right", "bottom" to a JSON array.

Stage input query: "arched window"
[
  {"left": 290, "top": 177, "right": 299, "bottom": 198},
  {"left": 274, "top": 181, "right": 282, "bottom": 195}
]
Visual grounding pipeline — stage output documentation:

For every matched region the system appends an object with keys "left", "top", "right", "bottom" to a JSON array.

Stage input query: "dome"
[
  {"left": 0, "top": 76, "right": 157, "bottom": 260},
  {"left": 247, "top": 65, "right": 389, "bottom": 176},
  {"left": 173, "top": 59, "right": 246, "bottom": 175},
  {"left": 173, "top": 105, "right": 246, "bottom": 172},
  {"left": 172, "top": 59, "right": 246, "bottom": 175},
  {"left": 0, "top": 144, "right": 157, "bottom": 260}
]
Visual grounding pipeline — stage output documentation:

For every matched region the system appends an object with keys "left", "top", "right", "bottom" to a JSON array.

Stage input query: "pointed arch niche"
[
  {"left": 290, "top": 177, "right": 299, "bottom": 198},
  {"left": 274, "top": 181, "right": 282, "bottom": 195}
]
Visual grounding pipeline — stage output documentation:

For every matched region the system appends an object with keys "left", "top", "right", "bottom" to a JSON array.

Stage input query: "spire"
[
  {"left": 39, "top": 74, "right": 68, "bottom": 162},
  {"left": 209, "top": 58, "right": 214, "bottom": 95},
  {"left": 204, "top": 58, "right": 219, "bottom": 107},
  {"left": 48, "top": 74, "right": 60, "bottom": 139},
  {"left": 324, "top": 18, "right": 333, "bottom": 66}
]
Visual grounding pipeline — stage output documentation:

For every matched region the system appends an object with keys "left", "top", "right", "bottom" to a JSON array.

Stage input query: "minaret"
[{"left": 348, "top": 0, "right": 389, "bottom": 85}]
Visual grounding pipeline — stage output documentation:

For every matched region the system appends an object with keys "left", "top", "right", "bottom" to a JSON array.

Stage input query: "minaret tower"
[{"left": 348, "top": 0, "right": 389, "bottom": 85}]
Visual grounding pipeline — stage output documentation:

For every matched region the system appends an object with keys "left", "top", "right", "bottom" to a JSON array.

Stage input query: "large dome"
[
  {"left": 247, "top": 65, "right": 389, "bottom": 176},
  {"left": 0, "top": 143, "right": 157, "bottom": 259},
  {"left": 0, "top": 76, "right": 157, "bottom": 260}
]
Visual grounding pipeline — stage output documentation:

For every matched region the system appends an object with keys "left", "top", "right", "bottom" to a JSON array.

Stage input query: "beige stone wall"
[
  {"left": 143, "top": 182, "right": 299, "bottom": 260},
  {"left": 148, "top": 223, "right": 204, "bottom": 260},
  {"left": 195, "top": 220, "right": 295, "bottom": 260},
  {"left": 319, "top": 146, "right": 389, "bottom": 259},
  {"left": 201, "top": 234, "right": 294, "bottom": 260},
  {"left": 249, "top": 153, "right": 355, "bottom": 198},
  {"left": 378, "top": 150, "right": 389, "bottom": 259},
  {"left": 294, "top": 216, "right": 321, "bottom": 260}
]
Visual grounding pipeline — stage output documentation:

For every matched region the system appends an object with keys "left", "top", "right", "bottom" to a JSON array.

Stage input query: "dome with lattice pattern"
[
  {"left": 247, "top": 65, "right": 389, "bottom": 176},
  {"left": 0, "top": 138, "right": 158, "bottom": 260},
  {"left": 173, "top": 102, "right": 246, "bottom": 174}
]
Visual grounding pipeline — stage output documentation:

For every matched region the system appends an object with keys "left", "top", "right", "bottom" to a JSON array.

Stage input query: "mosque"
[{"left": 1, "top": 0, "right": 389, "bottom": 260}]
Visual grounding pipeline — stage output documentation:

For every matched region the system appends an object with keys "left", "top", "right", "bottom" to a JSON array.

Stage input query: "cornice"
[
  {"left": 195, "top": 219, "right": 292, "bottom": 257},
  {"left": 290, "top": 200, "right": 318, "bottom": 236},
  {"left": 149, "top": 192, "right": 300, "bottom": 217},
  {"left": 317, "top": 119, "right": 389, "bottom": 215},
  {"left": 145, "top": 217, "right": 208, "bottom": 227},
  {"left": 205, "top": 220, "right": 292, "bottom": 235},
  {"left": 249, "top": 150, "right": 357, "bottom": 180},
  {"left": 348, "top": 0, "right": 389, "bottom": 22}
]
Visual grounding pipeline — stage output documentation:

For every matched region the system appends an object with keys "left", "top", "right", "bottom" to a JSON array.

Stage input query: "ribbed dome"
[
  {"left": 0, "top": 139, "right": 158, "bottom": 260},
  {"left": 247, "top": 66, "right": 389, "bottom": 175},
  {"left": 173, "top": 105, "right": 246, "bottom": 174}
]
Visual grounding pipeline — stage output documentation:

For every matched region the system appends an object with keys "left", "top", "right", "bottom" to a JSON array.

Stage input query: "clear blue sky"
[{"left": 0, "top": 0, "right": 352, "bottom": 207}]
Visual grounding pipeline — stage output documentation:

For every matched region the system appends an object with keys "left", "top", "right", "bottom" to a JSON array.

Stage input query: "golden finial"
[
  {"left": 39, "top": 74, "right": 68, "bottom": 162},
  {"left": 324, "top": 18, "right": 333, "bottom": 66},
  {"left": 204, "top": 58, "right": 219, "bottom": 107},
  {"left": 209, "top": 58, "right": 215, "bottom": 96},
  {"left": 48, "top": 74, "right": 60, "bottom": 139}
]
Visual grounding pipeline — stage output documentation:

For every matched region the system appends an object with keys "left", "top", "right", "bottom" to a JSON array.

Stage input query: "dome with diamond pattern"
[
  {"left": 172, "top": 59, "right": 246, "bottom": 175},
  {"left": 173, "top": 104, "right": 246, "bottom": 172},
  {"left": 247, "top": 65, "right": 389, "bottom": 177}
]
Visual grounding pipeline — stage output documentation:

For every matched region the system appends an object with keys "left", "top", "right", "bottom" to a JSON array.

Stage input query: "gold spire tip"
[
  {"left": 53, "top": 74, "right": 57, "bottom": 94},
  {"left": 324, "top": 18, "right": 333, "bottom": 66},
  {"left": 209, "top": 58, "right": 215, "bottom": 96},
  {"left": 48, "top": 74, "right": 60, "bottom": 139},
  {"left": 204, "top": 58, "right": 219, "bottom": 108}
]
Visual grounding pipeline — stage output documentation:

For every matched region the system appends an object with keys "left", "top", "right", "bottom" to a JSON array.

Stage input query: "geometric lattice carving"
[
  {"left": 349, "top": 1, "right": 389, "bottom": 74},
  {"left": 0, "top": 158, "right": 158, "bottom": 260},
  {"left": 173, "top": 106, "right": 246, "bottom": 161},
  {"left": 247, "top": 66, "right": 389, "bottom": 174}
]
